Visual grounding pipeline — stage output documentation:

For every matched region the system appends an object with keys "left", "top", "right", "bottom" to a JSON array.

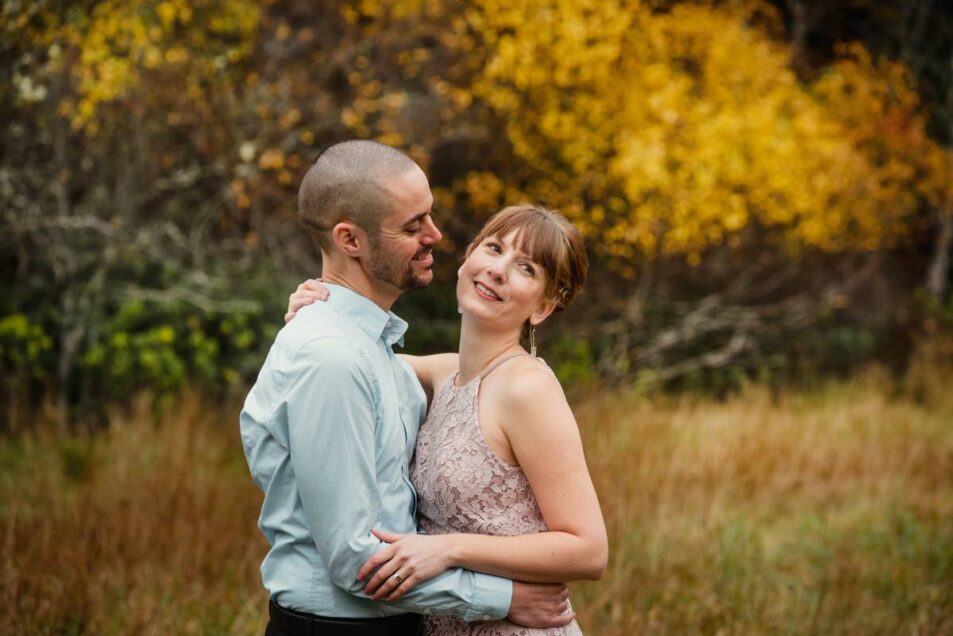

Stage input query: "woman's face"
[{"left": 456, "top": 231, "right": 554, "bottom": 332}]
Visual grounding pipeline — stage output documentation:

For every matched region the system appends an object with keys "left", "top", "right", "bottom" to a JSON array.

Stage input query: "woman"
[{"left": 287, "top": 205, "right": 607, "bottom": 635}]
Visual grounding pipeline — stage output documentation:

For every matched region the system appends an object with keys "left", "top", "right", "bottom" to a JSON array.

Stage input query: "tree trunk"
[
  {"left": 787, "top": 0, "right": 808, "bottom": 69},
  {"left": 927, "top": 69, "right": 953, "bottom": 305},
  {"left": 53, "top": 117, "right": 73, "bottom": 435},
  {"left": 56, "top": 322, "right": 76, "bottom": 435},
  {"left": 927, "top": 206, "right": 952, "bottom": 303}
]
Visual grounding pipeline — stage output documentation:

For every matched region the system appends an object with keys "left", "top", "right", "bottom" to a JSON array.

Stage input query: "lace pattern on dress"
[{"left": 411, "top": 373, "right": 582, "bottom": 636}]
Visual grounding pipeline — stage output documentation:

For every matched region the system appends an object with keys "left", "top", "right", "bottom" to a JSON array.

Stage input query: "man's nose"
[{"left": 421, "top": 215, "right": 442, "bottom": 245}]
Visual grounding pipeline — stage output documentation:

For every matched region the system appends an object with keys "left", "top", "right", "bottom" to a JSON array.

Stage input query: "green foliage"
[
  {"left": 393, "top": 282, "right": 462, "bottom": 354},
  {"left": 78, "top": 300, "right": 277, "bottom": 400},
  {"left": 0, "top": 314, "right": 53, "bottom": 379},
  {"left": 545, "top": 333, "right": 597, "bottom": 388}
]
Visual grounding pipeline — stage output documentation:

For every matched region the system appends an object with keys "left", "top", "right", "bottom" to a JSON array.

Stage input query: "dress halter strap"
[{"left": 479, "top": 353, "right": 538, "bottom": 380}]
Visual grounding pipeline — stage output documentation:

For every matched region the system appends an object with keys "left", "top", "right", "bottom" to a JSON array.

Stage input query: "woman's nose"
[{"left": 487, "top": 262, "right": 505, "bottom": 281}]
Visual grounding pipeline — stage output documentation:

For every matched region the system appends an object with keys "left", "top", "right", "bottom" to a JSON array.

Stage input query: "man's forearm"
[{"left": 373, "top": 564, "right": 512, "bottom": 622}]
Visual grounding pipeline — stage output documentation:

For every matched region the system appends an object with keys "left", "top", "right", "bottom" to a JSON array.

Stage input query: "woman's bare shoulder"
[{"left": 485, "top": 356, "right": 564, "bottom": 409}]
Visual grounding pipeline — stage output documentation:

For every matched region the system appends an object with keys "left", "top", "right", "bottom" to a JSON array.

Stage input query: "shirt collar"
[{"left": 323, "top": 283, "right": 408, "bottom": 348}]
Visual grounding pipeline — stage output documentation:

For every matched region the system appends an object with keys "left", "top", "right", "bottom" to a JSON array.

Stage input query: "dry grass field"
[{"left": 2, "top": 362, "right": 951, "bottom": 635}]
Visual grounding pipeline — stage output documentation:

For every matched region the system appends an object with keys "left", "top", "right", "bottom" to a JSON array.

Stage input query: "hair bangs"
[{"left": 489, "top": 210, "right": 564, "bottom": 271}]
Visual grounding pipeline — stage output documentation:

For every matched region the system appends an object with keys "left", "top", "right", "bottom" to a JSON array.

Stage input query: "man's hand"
[
  {"left": 506, "top": 581, "right": 574, "bottom": 628},
  {"left": 285, "top": 278, "right": 329, "bottom": 323}
]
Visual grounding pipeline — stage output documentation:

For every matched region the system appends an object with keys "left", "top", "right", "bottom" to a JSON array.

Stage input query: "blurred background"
[{"left": 1, "top": 1, "right": 951, "bottom": 634}]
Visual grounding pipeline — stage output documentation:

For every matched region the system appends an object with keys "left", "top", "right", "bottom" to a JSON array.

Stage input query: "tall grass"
[
  {"left": 2, "top": 365, "right": 952, "bottom": 634},
  {"left": 1, "top": 395, "right": 266, "bottom": 635},
  {"left": 573, "top": 367, "right": 953, "bottom": 634}
]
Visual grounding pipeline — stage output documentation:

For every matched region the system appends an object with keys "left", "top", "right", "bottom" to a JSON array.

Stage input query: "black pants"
[
  {"left": 264, "top": 618, "right": 423, "bottom": 636},
  {"left": 265, "top": 600, "right": 423, "bottom": 636}
]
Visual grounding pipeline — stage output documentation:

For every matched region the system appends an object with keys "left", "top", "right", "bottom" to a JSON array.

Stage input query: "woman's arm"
[
  {"left": 397, "top": 353, "right": 458, "bottom": 404},
  {"left": 357, "top": 363, "right": 607, "bottom": 600},
  {"left": 452, "top": 364, "right": 607, "bottom": 581}
]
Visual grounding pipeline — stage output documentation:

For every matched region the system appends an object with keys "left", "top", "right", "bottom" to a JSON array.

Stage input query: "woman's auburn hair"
[{"left": 465, "top": 204, "right": 588, "bottom": 312}]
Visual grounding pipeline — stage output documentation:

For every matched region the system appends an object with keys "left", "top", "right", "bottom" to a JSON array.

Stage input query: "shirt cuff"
[{"left": 462, "top": 574, "right": 512, "bottom": 622}]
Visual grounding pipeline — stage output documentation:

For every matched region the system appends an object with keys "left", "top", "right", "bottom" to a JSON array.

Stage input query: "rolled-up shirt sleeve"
[{"left": 287, "top": 337, "right": 512, "bottom": 621}]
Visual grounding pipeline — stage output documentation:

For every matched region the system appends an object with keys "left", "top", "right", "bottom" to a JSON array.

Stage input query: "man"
[{"left": 240, "top": 140, "right": 572, "bottom": 635}]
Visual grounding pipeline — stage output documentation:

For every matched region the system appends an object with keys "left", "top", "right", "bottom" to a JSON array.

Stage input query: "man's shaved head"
[{"left": 298, "top": 140, "right": 421, "bottom": 250}]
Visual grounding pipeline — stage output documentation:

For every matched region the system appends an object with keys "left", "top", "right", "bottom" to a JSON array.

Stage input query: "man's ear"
[
  {"left": 331, "top": 221, "right": 367, "bottom": 257},
  {"left": 529, "top": 300, "right": 557, "bottom": 327}
]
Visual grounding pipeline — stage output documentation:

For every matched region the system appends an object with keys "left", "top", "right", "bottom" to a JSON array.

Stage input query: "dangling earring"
[{"left": 530, "top": 324, "right": 537, "bottom": 357}]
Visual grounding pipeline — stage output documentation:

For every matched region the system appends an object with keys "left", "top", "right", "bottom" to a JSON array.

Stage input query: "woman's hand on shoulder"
[
  {"left": 356, "top": 529, "right": 457, "bottom": 601},
  {"left": 285, "top": 278, "right": 329, "bottom": 323}
]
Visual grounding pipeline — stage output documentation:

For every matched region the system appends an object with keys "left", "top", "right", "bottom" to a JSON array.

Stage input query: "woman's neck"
[{"left": 456, "top": 317, "right": 525, "bottom": 385}]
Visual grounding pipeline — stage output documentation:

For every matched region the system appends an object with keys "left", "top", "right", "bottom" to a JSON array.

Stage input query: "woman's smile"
[{"left": 474, "top": 281, "right": 502, "bottom": 301}]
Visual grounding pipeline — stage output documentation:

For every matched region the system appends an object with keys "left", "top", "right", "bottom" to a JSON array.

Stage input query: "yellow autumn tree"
[
  {"left": 814, "top": 44, "right": 950, "bottom": 221},
  {"left": 441, "top": 0, "right": 946, "bottom": 263},
  {"left": 332, "top": 0, "right": 946, "bottom": 265},
  {"left": 6, "top": 0, "right": 261, "bottom": 133}
]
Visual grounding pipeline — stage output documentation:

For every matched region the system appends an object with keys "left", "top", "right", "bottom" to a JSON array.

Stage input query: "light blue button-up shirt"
[{"left": 240, "top": 283, "right": 512, "bottom": 621}]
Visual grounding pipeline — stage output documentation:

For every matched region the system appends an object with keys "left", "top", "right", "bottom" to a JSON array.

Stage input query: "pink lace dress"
[{"left": 410, "top": 355, "right": 583, "bottom": 636}]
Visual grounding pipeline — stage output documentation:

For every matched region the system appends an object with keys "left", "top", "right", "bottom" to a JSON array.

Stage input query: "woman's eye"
[
  {"left": 520, "top": 263, "right": 535, "bottom": 275},
  {"left": 486, "top": 242, "right": 502, "bottom": 253}
]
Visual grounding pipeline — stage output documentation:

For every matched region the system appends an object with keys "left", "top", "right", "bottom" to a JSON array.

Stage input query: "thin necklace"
[{"left": 457, "top": 345, "right": 525, "bottom": 387}]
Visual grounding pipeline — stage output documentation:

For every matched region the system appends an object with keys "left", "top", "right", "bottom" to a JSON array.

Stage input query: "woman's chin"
[{"left": 459, "top": 306, "right": 526, "bottom": 333}]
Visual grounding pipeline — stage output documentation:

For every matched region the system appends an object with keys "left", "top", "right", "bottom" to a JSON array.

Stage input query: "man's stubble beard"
[{"left": 366, "top": 235, "right": 432, "bottom": 293}]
